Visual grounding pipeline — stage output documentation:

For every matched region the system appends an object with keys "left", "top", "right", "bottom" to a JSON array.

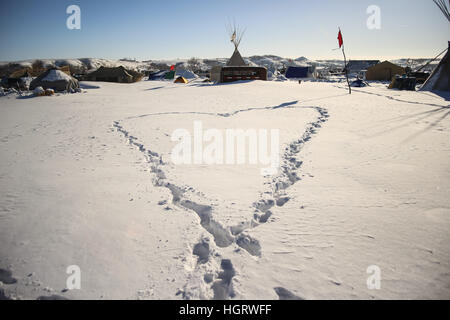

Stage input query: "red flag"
[
  {"left": 170, "top": 65, "right": 175, "bottom": 71},
  {"left": 337, "top": 30, "right": 343, "bottom": 48}
]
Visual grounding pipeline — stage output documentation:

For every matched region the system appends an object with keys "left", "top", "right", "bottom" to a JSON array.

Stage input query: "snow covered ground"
[{"left": 0, "top": 79, "right": 449, "bottom": 300}]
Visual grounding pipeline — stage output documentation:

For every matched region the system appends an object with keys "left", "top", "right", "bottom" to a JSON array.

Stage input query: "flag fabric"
[
  {"left": 170, "top": 65, "right": 175, "bottom": 71},
  {"left": 338, "top": 30, "right": 343, "bottom": 48},
  {"left": 231, "top": 31, "right": 236, "bottom": 42}
]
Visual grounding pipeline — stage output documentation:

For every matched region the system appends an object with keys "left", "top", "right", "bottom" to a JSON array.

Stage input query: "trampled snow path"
[{"left": 112, "top": 102, "right": 329, "bottom": 299}]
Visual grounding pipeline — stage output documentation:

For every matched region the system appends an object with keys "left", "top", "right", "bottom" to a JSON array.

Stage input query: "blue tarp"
[
  {"left": 351, "top": 79, "right": 369, "bottom": 87},
  {"left": 148, "top": 70, "right": 168, "bottom": 80},
  {"left": 285, "top": 66, "right": 309, "bottom": 79}
]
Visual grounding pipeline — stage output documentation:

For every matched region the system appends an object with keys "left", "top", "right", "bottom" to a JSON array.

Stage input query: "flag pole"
[{"left": 339, "top": 27, "right": 351, "bottom": 94}]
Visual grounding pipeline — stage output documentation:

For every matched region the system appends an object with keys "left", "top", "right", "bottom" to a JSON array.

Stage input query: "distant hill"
[{"left": 0, "top": 56, "right": 440, "bottom": 77}]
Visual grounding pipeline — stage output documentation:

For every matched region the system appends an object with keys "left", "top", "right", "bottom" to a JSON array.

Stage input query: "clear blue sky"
[{"left": 0, "top": 0, "right": 448, "bottom": 61}]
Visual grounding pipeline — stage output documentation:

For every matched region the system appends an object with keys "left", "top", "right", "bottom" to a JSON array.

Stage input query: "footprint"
[
  {"left": 212, "top": 259, "right": 235, "bottom": 300},
  {"left": 193, "top": 238, "right": 210, "bottom": 264},
  {"left": 274, "top": 287, "right": 303, "bottom": 300}
]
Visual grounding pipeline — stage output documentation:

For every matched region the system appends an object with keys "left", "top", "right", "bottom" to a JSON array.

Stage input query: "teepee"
[
  {"left": 420, "top": 1, "right": 450, "bottom": 91},
  {"left": 226, "top": 23, "right": 247, "bottom": 66}
]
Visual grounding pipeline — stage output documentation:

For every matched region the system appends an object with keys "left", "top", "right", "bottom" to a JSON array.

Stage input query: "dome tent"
[
  {"left": 84, "top": 66, "right": 142, "bottom": 83},
  {"left": 174, "top": 76, "right": 188, "bottom": 83},
  {"left": 30, "top": 68, "right": 79, "bottom": 92}
]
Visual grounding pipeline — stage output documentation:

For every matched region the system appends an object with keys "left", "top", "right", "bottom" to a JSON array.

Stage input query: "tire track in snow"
[{"left": 112, "top": 102, "right": 329, "bottom": 299}]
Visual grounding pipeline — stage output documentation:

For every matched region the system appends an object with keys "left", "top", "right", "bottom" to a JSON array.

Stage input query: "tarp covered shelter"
[
  {"left": 84, "top": 66, "right": 139, "bottom": 83},
  {"left": 285, "top": 66, "right": 309, "bottom": 79},
  {"left": 365, "top": 61, "right": 405, "bottom": 81},
  {"left": 30, "top": 68, "right": 79, "bottom": 92},
  {"left": 148, "top": 70, "right": 168, "bottom": 80},
  {"left": 164, "top": 70, "right": 175, "bottom": 80},
  {"left": 420, "top": 42, "right": 450, "bottom": 92},
  {"left": 2, "top": 68, "right": 33, "bottom": 90}
]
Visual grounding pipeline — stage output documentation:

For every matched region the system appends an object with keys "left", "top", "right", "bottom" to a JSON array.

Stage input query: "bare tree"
[{"left": 187, "top": 57, "right": 201, "bottom": 73}]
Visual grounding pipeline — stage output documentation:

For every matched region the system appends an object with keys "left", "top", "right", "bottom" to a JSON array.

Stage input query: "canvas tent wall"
[
  {"left": 84, "top": 66, "right": 139, "bottom": 83},
  {"left": 30, "top": 68, "right": 79, "bottom": 92},
  {"left": 227, "top": 49, "right": 247, "bottom": 66},
  {"left": 365, "top": 61, "right": 405, "bottom": 81},
  {"left": 420, "top": 42, "right": 450, "bottom": 92}
]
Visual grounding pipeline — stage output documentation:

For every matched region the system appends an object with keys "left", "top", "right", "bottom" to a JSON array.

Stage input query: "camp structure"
[
  {"left": 148, "top": 70, "right": 168, "bottom": 80},
  {"left": 344, "top": 60, "right": 380, "bottom": 77},
  {"left": 174, "top": 76, "right": 188, "bottom": 84},
  {"left": 285, "top": 66, "right": 312, "bottom": 79},
  {"left": 420, "top": 43, "right": 449, "bottom": 91},
  {"left": 1, "top": 68, "right": 33, "bottom": 90},
  {"left": 30, "top": 68, "right": 79, "bottom": 92},
  {"left": 210, "top": 65, "right": 267, "bottom": 83},
  {"left": 164, "top": 70, "right": 175, "bottom": 80},
  {"left": 365, "top": 61, "right": 406, "bottom": 81},
  {"left": 210, "top": 24, "right": 267, "bottom": 83},
  {"left": 389, "top": 75, "right": 417, "bottom": 91},
  {"left": 84, "top": 66, "right": 142, "bottom": 83},
  {"left": 226, "top": 49, "right": 246, "bottom": 66},
  {"left": 420, "top": 1, "right": 450, "bottom": 91}
]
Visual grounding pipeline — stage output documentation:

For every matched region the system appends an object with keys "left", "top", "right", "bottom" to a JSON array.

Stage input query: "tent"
[
  {"left": 1, "top": 68, "right": 33, "bottom": 90},
  {"left": 148, "top": 70, "right": 168, "bottom": 80},
  {"left": 30, "top": 68, "right": 79, "bottom": 92},
  {"left": 344, "top": 60, "right": 380, "bottom": 73},
  {"left": 84, "top": 66, "right": 141, "bottom": 83},
  {"left": 365, "top": 61, "right": 405, "bottom": 81},
  {"left": 164, "top": 70, "right": 175, "bottom": 80},
  {"left": 285, "top": 66, "right": 309, "bottom": 79},
  {"left": 227, "top": 49, "right": 247, "bottom": 66},
  {"left": 174, "top": 76, "right": 188, "bottom": 84},
  {"left": 175, "top": 69, "right": 198, "bottom": 80},
  {"left": 210, "top": 24, "right": 267, "bottom": 83},
  {"left": 420, "top": 42, "right": 450, "bottom": 92}
]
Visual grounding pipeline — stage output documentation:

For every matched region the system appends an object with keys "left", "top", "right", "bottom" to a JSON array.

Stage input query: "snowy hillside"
[{"left": 0, "top": 56, "right": 440, "bottom": 76}]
